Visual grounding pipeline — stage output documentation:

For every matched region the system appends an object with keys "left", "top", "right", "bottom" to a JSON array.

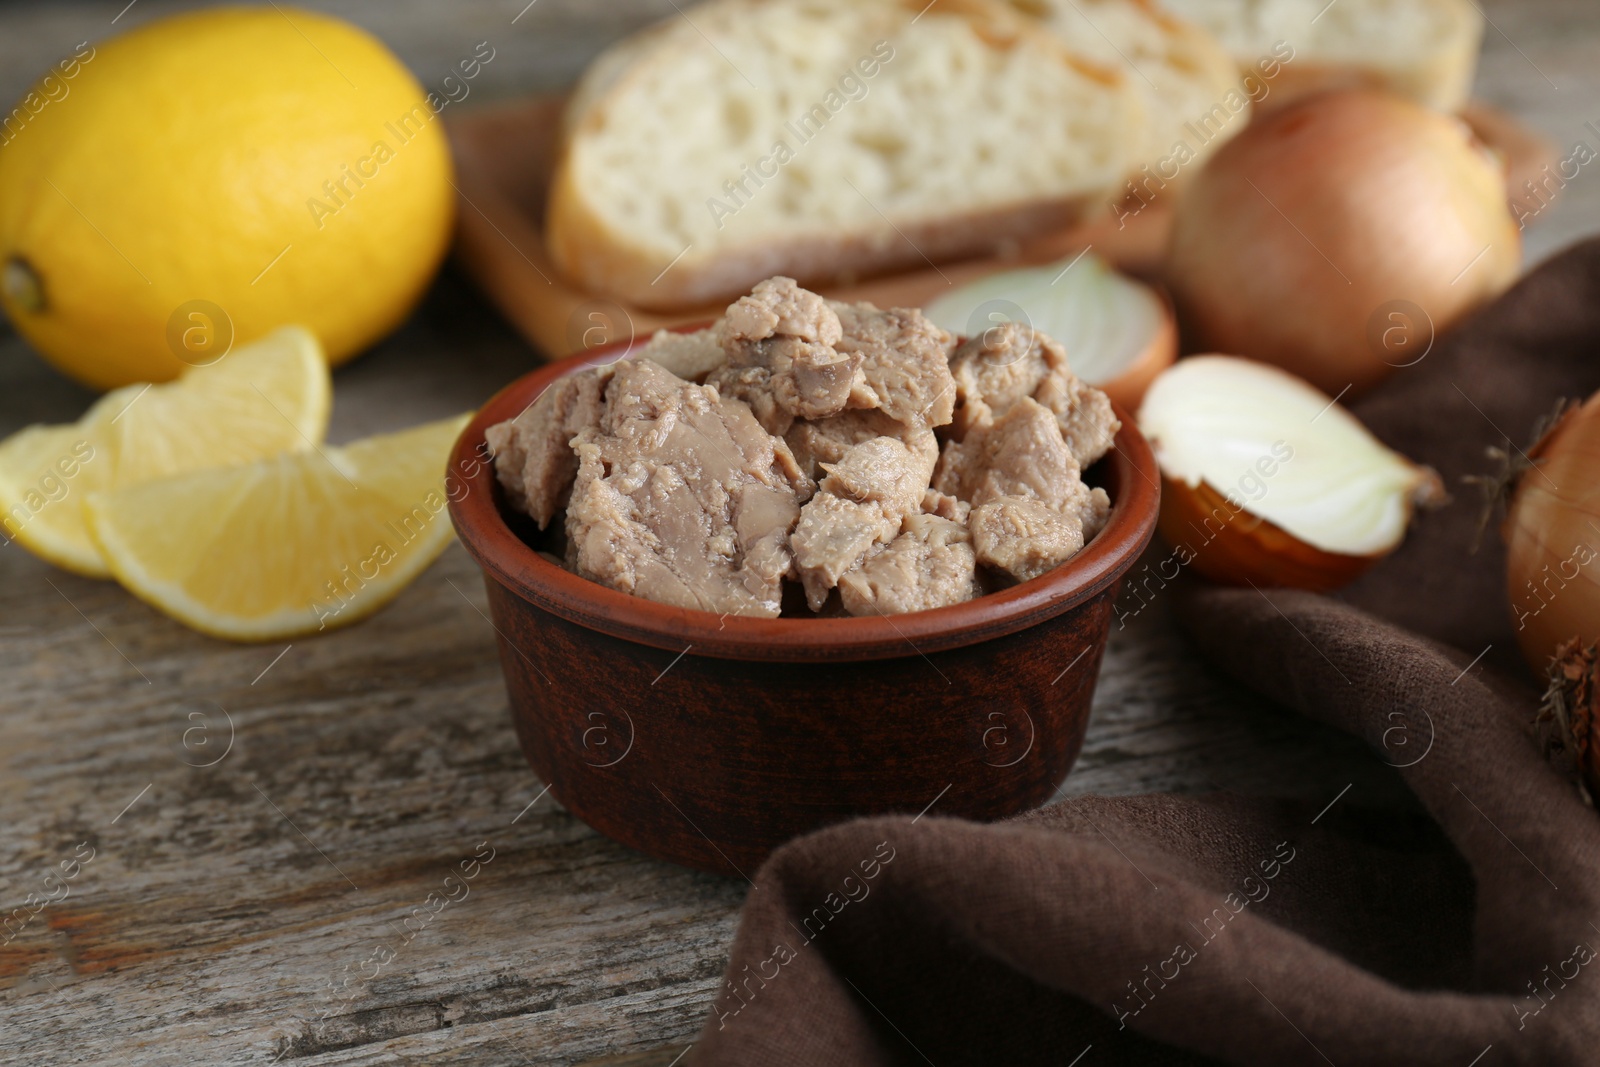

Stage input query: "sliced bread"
[
  {"left": 1154, "top": 0, "right": 1484, "bottom": 111},
  {"left": 1009, "top": 0, "right": 1246, "bottom": 171},
  {"left": 546, "top": 0, "right": 1146, "bottom": 310}
]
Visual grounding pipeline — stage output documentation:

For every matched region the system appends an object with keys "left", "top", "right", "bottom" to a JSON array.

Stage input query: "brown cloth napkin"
[{"left": 689, "top": 238, "right": 1600, "bottom": 1066}]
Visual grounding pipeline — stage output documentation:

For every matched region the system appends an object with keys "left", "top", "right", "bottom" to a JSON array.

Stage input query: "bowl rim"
[{"left": 448, "top": 334, "right": 1161, "bottom": 662}]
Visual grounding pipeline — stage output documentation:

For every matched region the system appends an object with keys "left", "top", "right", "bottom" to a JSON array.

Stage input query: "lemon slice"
[
  {"left": 86, "top": 414, "right": 471, "bottom": 642},
  {"left": 0, "top": 326, "right": 330, "bottom": 577},
  {"left": 0, "top": 422, "right": 106, "bottom": 574}
]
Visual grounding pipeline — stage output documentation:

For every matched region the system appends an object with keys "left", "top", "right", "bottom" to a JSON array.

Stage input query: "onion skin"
[
  {"left": 1158, "top": 476, "right": 1381, "bottom": 592},
  {"left": 1506, "top": 393, "right": 1600, "bottom": 675},
  {"left": 1166, "top": 90, "right": 1520, "bottom": 397}
]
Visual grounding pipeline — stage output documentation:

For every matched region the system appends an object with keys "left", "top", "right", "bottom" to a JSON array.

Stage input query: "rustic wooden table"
[{"left": 2, "top": 2, "right": 1597, "bottom": 1064}]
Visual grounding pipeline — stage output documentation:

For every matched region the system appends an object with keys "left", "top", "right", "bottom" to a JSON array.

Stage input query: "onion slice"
[
  {"left": 1138, "top": 356, "right": 1443, "bottom": 590},
  {"left": 923, "top": 252, "right": 1175, "bottom": 411}
]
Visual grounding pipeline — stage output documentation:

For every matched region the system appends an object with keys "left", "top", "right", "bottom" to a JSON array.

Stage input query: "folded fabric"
[{"left": 689, "top": 239, "right": 1600, "bottom": 1065}]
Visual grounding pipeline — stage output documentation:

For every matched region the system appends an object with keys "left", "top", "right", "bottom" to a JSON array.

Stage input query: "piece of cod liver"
[
  {"left": 948, "top": 322, "right": 1119, "bottom": 468},
  {"left": 830, "top": 301, "right": 957, "bottom": 428},
  {"left": 934, "top": 397, "right": 1112, "bottom": 581},
  {"left": 838, "top": 513, "right": 982, "bottom": 616},
  {"left": 780, "top": 299, "right": 957, "bottom": 486},
  {"left": 784, "top": 408, "right": 920, "bottom": 484},
  {"left": 485, "top": 329, "right": 724, "bottom": 529},
  {"left": 484, "top": 366, "right": 611, "bottom": 528},
  {"left": 707, "top": 277, "right": 858, "bottom": 435},
  {"left": 968, "top": 498, "right": 1085, "bottom": 583},
  {"left": 630, "top": 327, "right": 726, "bottom": 382},
  {"left": 790, "top": 432, "right": 938, "bottom": 610},
  {"left": 565, "top": 358, "right": 809, "bottom": 617}
]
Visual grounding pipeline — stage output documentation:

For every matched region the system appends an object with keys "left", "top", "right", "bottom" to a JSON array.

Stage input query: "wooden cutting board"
[{"left": 445, "top": 95, "right": 1556, "bottom": 361}]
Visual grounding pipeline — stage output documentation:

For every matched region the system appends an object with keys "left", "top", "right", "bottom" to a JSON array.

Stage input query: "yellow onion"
[
  {"left": 1139, "top": 355, "right": 1442, "bottom": 590},
  {"left": 1506, "top": 392, "right": 1600, "bottom": 674},
  {"left": 1166, "top": 90, "right": 1520, "bottom": 397}
]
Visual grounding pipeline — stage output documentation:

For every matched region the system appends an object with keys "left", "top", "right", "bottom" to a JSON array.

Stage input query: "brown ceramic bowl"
[{"left": 448, "top": 338, "right": 1160, "bottom": 877}]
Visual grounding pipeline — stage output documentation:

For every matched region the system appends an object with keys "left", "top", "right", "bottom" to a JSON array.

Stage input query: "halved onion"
[
  {"left": 1138, "top": 356, "right": 1443, "bottom": 590},
  {"left": 1505, "top": 391, "right": 1600, "bottom": 675},
  {"left": 922, "top": 252, "right": 1175, "bottom": 411}
]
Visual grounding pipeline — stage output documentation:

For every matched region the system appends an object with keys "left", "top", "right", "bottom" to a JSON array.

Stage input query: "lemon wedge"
[
  {"left": 85, "top": 414, "right": 471, "bottom": 642},
  {"left": 0, "top": 326, "right": 330, "bottom": 577}
]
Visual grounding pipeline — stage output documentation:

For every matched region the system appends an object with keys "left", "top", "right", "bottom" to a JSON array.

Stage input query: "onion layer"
[
  {"left": 923, "top": 252, "right": 1175, "bottom": 411},
  {"left": 1166, "top": 90, "right": 1520, "bottom": 397},
  {"left": 1139, "top": 355, "right": 1442, "bottom": 590},
  {"left": 1158, "top": 476, "right": 1382, "bottom": 592},
  {"left": 1506, "top": 392, "right": 1600, "bottom": 674}
]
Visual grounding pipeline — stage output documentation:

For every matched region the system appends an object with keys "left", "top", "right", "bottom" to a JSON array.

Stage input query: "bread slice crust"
[{"left": 546, "top": 0, "right": 1146, "bottom": 309}]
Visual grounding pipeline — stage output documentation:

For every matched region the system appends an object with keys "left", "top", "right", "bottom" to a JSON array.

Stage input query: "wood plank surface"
[{"left": 2, "top": 2, "right": 1598, "bottom": 1064}]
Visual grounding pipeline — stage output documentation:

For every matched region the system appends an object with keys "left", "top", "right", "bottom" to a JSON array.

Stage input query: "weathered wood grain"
[{"left": 0, "top": 1, "right": 1597, "bottom": 1064}]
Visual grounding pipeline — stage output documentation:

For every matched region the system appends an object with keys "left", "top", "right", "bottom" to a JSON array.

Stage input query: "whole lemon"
[{"left": 0, "top": 7, "right": 455, "bottom": 390}]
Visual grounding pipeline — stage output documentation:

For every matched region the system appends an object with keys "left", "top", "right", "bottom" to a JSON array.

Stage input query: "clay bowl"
[{"left": 448, "top": 338, "right": 1160, "bottom": 878}]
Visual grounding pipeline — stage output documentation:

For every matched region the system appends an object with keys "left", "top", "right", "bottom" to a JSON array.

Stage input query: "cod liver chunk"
[
  {"left": 785, "top": 408, "right": 925, "bottom": 484},
  {"left": 484, "top": 366, "right": 610, "bottom": 529},
  {"left": 831, "top": 302, "right": 957, "bottom": 429},
  {"left": 838, "top": 514, "right": 982, "bottom": 616},
  {"left": 1035, "top": 368, "right": 1120, "bottom": 469},
  {"left": 818, "top": 433, "right": 937, "bottom": 515},
  {"left": 565, "top": 359, "right": 808, "bottom": 617},
  {"left": 791, "top": 433, "right": 937, "bottom": 609},
  {"left": 948, "top": 322, "right": 1120, "bottom": 467},
  {"left": 969, "top": 497, "right": 1085, "bottom": 583},
  {"left": 936, "top": 398, "right": 1110, "bottom": 582},
  {"left": 709, "top": 277, "right": 857, "bottom": 431},
  {"left": 722, "top": 275, "right": 843, "bottom": 347},
  {"left": 706, "top": 364, "right": 793, "bottom": 437},
  {"left": 948, "top": 322, "right": 1061, "bottom": 436},
  {"left": 934, "top": 398, "right": 1081, "bottom": 511},
  {"left": 710, "top": 335, "right": 859, "bottom": 426},
  {"left": 631, "top": 327, "right": 726, "bottom": 382},
  {"left": 921, "top": 488, "right": 971, "bottom": 524}
]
